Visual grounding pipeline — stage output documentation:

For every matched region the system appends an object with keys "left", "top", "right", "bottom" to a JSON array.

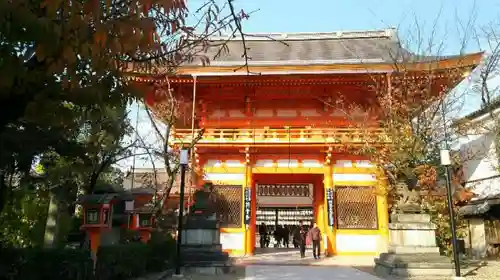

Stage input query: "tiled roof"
[
  {"left": 123, "top": 169, "right": 196, "bottom": 196},
  {"left": 76, "top": 193, "right": 120, "bottom": 204},
  {"left": 184, "top": 28, "right": 442, "bottom": 67},
  {"left": 462, "top": 97, "right": 500, "bottom": 121}
]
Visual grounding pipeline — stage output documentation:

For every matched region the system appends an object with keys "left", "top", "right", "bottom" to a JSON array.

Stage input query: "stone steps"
[
  {"left": 375, "top": 257, "right": 454, "bottom": 277},
  {"left": 182, "top": 256, "right": 229, "bottom": 262},
  {"left": 389, "top": 245, "right": 440, "bottom": 254},
  {"left": 375, "top": 253, "right": 483, "bottom": 277},
  {"left": 181, "top": 244, "right": 223, "bottom": 252},
  {"left": 181, "top": 260, "right": 233, "bottom": 275},
  {"left": 378, "top": 253, "right": 451, "bottom": 264}
]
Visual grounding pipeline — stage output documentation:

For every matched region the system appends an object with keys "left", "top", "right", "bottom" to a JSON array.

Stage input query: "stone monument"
[
  {"left": 375, "top": 180, "right": 463, "bottom": 277},
  {"left": 375, "top": 213, "right": 455, "bottom": 277},
  {"left": 180, "top": 183, "right": 232, "bottom": 275}
]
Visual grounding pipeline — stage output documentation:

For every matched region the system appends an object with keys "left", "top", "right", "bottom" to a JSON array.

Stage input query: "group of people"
[
  {"left": 259, "top": 224, "right": 290, "bottom": 248},
  {"left": 258, "top": 221, "right": 322, "bottom": 259}
]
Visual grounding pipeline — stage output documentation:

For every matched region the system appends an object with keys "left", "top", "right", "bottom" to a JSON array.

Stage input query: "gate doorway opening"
[
  {"left": 251, "top": 173, "right": 324, "bottom": 255},
  {"left": 256, "top": 206, "right": 314, "bottom": 250}
]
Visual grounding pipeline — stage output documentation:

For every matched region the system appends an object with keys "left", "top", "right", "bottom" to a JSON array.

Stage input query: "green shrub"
[
  {"left": 146, "top": 232, "right": 176, "bottom": 272},
  {"left": 1, "top": 235, "right": 176, "bottom": 280},
  {"left": 423, "top": 198, "right": 468, "bottom": 256},
  {"left": 0, "top": 246, "right": 24, "bottom": 280},
  {"left": 0, "top": 246, "right": 92, "bottom": 280},
  {"left": 95, "top": 243, "right": 149, "bottom": 280}
]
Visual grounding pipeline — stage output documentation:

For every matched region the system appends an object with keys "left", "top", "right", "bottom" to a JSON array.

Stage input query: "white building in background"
[
  {"left": 459, "top": 105, "right": 500, "bottom": 198},
  {"left": 457, "top": 102, "right": 500, "bottom": 258}
]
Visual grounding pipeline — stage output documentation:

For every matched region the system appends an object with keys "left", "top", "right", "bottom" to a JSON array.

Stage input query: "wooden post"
[
  {"left": 244, "top": 163, "right": 255, "bottom": 255},
  {"left": 323, "top": 164, "right": 336, "bottom": 256},
  {"left": 314, "top": 180, "right": 326, "bottom": 253},
  {"left": 89, "top": 230, "right": 101, "bottom": 264},
  {"left": 376, "top": 168, "right": 390, "bottom": 254}
]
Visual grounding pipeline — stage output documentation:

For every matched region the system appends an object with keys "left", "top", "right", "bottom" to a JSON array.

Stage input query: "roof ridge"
[{"left": 204, "top": 28, "right": 398, "bottom": 41}]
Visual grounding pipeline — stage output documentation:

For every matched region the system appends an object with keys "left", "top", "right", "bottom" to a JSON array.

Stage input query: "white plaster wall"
[
  {"left": 204, "top": 173, "right": 244, "bottom": 181},
  {"left": 228, "top": 109, "right": 245, "bottom": 117},
  {"left": 460, "top": 132, "right": 497, "bottom": 180},
  {"left": 276, "top": 109, "right": 297, "bottom": 117},
  {"left": 254, "top": 109, "right": 273, "bottom": 117},
  {"left": 255, "top": 160, "right": 274, "bottom": 167},
  {"left": 302, "top": 160, "right": 322, "bottom": 167},
  {"left": 334, "top": 159, "right": 375, "bottom": 168},
  {"left": 460, "top": 131, "right": 500, "bottom": 198},
  {"left": 333, "top": 174, "right": 377, "bottom": 182},
  {"left": 335, "top": 160, "right": 353, "bottom": 167},
  {"left": 276, "top": 159, "right": 299, "bottom": 167},
  {"left": 466, "top": 176, "right": 500, "bottom": 199},
  {"left": 209, "top": 109, "right": 225, "bottom": 118},
  {"left": 220, "top": 232, "right": 244, "bottom": 250},
  {"left": 204, "top": 160, "right": 223, "bottom": 167},
  {"left": 225, "top": 160, "right": 244, "bottom": 167},
  {"left": 336, "top": 234, "right": 379, "bottom": 253}
]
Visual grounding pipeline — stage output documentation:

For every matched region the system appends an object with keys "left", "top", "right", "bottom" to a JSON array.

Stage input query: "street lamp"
[
  {"left": 440, "top": 148, "right": 461, "bottom": 277},
  {"left": 174, "top": 148, "right": 189, "bottom": 276},
  {"left": 440, "top": 99, "right": 461, "bottom": 278}
]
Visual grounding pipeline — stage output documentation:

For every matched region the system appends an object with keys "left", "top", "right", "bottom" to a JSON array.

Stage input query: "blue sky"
[
  {"left": 187, "top": 0, "right": 499, "bottom": 116},
  {"left": 190, "top": 0, "right": 499, "bottom": 54}
]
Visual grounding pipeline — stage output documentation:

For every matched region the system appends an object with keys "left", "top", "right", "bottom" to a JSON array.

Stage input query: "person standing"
[
  {"left": 274, "top": 225, "right": 282, "bottom": 248},
  {"left": 298, "top": 221, "right": 308, "bottom": 258},
  {"left": 308, "top": 222, "right": 321, "bottom": 259},
  {"left": 292, "top": 226, "right": 300, "bottom": 248},
  {"left": 259, "top": 223, "right": 267, "bottom": 248},
  {"left": 282, "top": 226, "right": 290, "bottom": 248}
]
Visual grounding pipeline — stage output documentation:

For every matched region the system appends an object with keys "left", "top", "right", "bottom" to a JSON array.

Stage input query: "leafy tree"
[
  {"left": 0, "top": 0, "right": 251, "bottom": 245},
  {"left": 40, "top": 101, "right": 139, "bottom": 247},
  {"left": 0, "top": 182, "right": 49, "bottom": 247},
  {"left": 318, "top": 21, "right": 481, "bottom": 254},
  {"left": 0, "top": 0, "right": 248, "bottom": 215}
]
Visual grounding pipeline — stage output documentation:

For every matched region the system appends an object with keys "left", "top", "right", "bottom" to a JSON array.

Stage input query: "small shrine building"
[{"left": 130, "top": 29, "right": 482, "bottom": 257}]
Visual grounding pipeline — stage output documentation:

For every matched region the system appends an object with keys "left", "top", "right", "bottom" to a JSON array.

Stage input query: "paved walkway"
[
  {"left": 232, "top": 248, "right": 382, "bottom": 280},
  {"left": 235, "top": 248, "right": 320, "bottom": 266},
  {"left": 244, "top": 265, "right": 382, "bottom": 280},
  {"left": 235, "top": 248, "right": 376, "bottom": 267},
  {"left": 168, "top": 265, "right": 382, "bottom": 280},
  {"left": 137, "top": 248, "right": 499, "bottom": 280}
]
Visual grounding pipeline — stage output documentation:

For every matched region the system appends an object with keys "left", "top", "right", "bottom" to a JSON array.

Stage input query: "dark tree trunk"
[
  {"left": 88, "top": 172, "right": 99, "bottom": 194},
  {"left": 0, "top": 172, "right": 8, "bottom": 215}
]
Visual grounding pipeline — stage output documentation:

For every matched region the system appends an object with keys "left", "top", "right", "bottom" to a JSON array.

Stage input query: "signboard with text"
[
  {"left": 244, "top": 188, "right": 252, "bottom": 225},
  {"left": 325, "top": 188, "right": 335, "bottom": 227},
  {"left": 256, "top": 184, "right": 311, "bottom": 197}
]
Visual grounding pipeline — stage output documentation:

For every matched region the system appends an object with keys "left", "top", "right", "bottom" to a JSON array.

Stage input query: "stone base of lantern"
[
  {"left": 374, "top": 213, "right": 479, "bottom": 278},
  {"left": 180, "top": 213, "right": 233, "bottom": 275}
]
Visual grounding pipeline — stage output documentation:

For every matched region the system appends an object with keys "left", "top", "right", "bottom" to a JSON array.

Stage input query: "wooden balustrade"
[{"left": 171, "top": 127, "right": 391, "bottom": 144}]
